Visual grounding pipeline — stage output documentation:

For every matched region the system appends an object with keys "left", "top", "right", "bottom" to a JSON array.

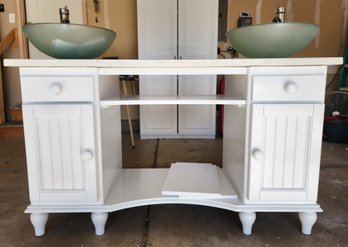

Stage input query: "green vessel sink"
[
  {"left": 226, "top": 22, "right": 319, "bottom": 58},
  {"left": 23, "top": 23, "right": 116, "bottom": 59}
]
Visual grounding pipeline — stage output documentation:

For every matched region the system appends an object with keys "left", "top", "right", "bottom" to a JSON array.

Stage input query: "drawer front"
[
  {"left": 21, "top": 76, "right": 95, "bottom": 102},
  {"left": 252, "top": 75, "right": 326, "bottom": 101}
]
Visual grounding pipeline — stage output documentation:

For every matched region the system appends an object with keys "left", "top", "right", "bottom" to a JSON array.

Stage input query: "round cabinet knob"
[
  {"left": 284, "top": 82, "right": 298, "bottom": 94},
  {"left": 252, "top": 149, "right": 264, "bottom": 161},
  {"left": 49, "top": 83, "right": 63, "bottom": 95},
  {"left": 81, "top": 150, "right": 94, "bottom": 161}
]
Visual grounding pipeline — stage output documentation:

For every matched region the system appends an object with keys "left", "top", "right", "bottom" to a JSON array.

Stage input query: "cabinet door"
[
  {"left": 178, "top": 75, "right": 216, "bottom": 137},
  {"left": 178, "top": 0, "right": 218, "bottom": 59},
  {"left": 137, "top": 0, "right": 177, "bottom": 59},
  {"left": 139, "top": 75, "right": 178, "bottom": 137},
  {"left": 23, "top": 104, "right": 99, "bottom": 204},
  {"left": 248, "top": 104, "right": 324, "bottom": 202},
  {"left": 177, "top": 0, "right": 218, "bottom": 137}
]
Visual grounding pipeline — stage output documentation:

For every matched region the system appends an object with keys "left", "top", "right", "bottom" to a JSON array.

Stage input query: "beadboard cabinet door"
[
  {"left": 248, "top": 104, "right": 324, "bottom": 202},
  {"left": 23, "top": 104, "right": 99, "bottom": 205}
]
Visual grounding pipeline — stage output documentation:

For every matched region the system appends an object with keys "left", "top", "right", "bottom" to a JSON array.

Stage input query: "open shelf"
[
  {"left": 100, "top": 95, "right": 246, "bottom": 106},
  {"left": 104, "top": 168, "right": 238, "bottom": 208}
]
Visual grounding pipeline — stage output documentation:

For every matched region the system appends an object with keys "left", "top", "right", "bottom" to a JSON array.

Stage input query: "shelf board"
[
  {"left": 100, "top": 95, "right": 246, "bottom": 106},
  {"left": 104, "top": 168, "right": 238, "bottom": 207},
  {"left": 162, "top": 163, "right": 222, "bottom": 198}
]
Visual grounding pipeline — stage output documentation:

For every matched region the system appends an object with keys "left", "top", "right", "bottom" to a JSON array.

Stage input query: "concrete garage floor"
[{"left": 0, "top": 135, "right": 347, "bottom": 247}]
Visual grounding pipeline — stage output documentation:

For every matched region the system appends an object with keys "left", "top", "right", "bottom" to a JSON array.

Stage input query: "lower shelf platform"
[
  {"left": 25, "top": 168, "right": 322, "bottom": 214},
  {"left": 25, "top": 168, "right": 323, "bottom": 236}
]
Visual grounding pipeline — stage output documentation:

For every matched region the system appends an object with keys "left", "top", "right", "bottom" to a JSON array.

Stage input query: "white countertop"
[{"left": 4, "top": 57, "right": 343, "bottom": 68}]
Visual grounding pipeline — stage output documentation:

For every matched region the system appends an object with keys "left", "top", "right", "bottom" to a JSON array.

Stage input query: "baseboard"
[{"left": 0, "top": 122, "right": 24, "bottom": 140}]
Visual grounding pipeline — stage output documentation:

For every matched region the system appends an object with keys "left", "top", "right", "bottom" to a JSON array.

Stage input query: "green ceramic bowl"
[
  {"left": 226, "top": 22, "right": 319, "bottom": 58},
  {"left": 23, "top": 23, "right": 116, "bottom": 59}
]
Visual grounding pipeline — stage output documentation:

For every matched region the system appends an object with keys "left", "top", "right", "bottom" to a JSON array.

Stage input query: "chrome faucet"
[
  {"left": 272, "top": 5, "right": 286, "bottom": 23},
  {"left": 59, "top": 5, "right": 70, "bottom": 23}
]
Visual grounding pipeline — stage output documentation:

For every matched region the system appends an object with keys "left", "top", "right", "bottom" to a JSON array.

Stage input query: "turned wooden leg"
[
  {"left": 30, "top": 213, "right": 49, "bottom": 236},
  {"left": 239, "top": 212, "right": 256, "bottom": 235},
  {"left": 298, "top": 212, "right": 317, "bottom": 235},
  {"left": 91, "top": 212, "right": 108, "bottom": 236}
]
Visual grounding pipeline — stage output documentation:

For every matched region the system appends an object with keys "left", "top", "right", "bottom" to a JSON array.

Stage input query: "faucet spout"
[
  {"left": 59, "top": 5, "right": 70, "bottom": 23},
  {"left": 272, "top": 4, "right": 286, "bottom": 23}
]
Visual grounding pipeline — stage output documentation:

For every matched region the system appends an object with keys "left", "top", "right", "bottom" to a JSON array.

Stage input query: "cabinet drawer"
[
  {"left": 252, "top": 75, "right": 326, "bottom": 101},
  {"left": 21, "top": 76, "right": 94, "bottom": 102}
]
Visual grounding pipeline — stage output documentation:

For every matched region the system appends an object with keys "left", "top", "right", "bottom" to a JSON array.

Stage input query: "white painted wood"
[
  {"left": 252, "top": 75, "right": 326, "bottom": 102},
  {"left": 222, "top": 105, "right": 247, "bottom": 201},
  {"left": 137, "top": 0, "right": 219, "bottom": 138},
  {"left": 19, "top": 67, "right": 98, "bottom": 104},
  {"left": 100, "top": 67, "right": 247, "bottom": 75},
  {"left": 178, "top": 0, "right": 218, "bottom": 59},
  {"left": 24, "top": 169, "right": 322, "bottom": 213},
  {"left": 139, "top": 75, "right": 177, "bottom": 136},
  {"left": 178, "top": 75, "right": 216, "bottom": 136},
  {"left": 137, "top": 0, "right": 177, "bottom": 59},
  {"left": 98, "top": 75, "right": 120, "bottom": 100},
  {"left": 163, "top": 163, "right": 219, "bottom": 197},
  {"left": 221, "top": 74, "right": 249, "bottom": 199},
  {"left": 30, "top": 213, "right": 49, "bottom": 236},
  {"left": 100, "top": 105, "right": 123, "bottom": 202},
  {"left": 100, "top": 95, "right": 246, "bottom": 106},
  {"left": 239, "top": 212, "right": 256, "bottom": 235},
  {"left": 176, "top": 0, "right": 218, "bottom": 138},
  {"left": 140, "top": 103, "right": 177, "bottom": 136},
  {"left": 224, "top": 75, "right": 249, "bottom": 99},
  {"left": 4, "top": 58, "right": 343, "bottom": 68},
  {"left": 104, "top": 168, "right": 237, "bottom": 206},
  {"left": 21, "top": 75, "right": 94, "bottom": 102},
  {"left": 23, "top": 104, "right": 99, "bottom": 205},
  {"left": 248, "top": 104, "right": 325, "bottom": 202},
  {"left": 7, "top": 59, "right": 342, "bottom": 236},
  {"left": 162, "top": 163, "right": 222, "bottom": 198},
  {"left": 216, "top": 168, "right": 239, "bottom": 199},
  {"left": 96, "top": 75, "right": 122, "bottom": 201},
  {"left": 91, "top": 212, "right": 108, "bottom": 236},
  {"left": 298, "top": 212, "right": 317, "bottom": 235},
  {"left": 140, "top": 75, "right": 177, "bottom": 97},
  {"left": 137, "top": 0, "right": 178, "bottom": 138}
]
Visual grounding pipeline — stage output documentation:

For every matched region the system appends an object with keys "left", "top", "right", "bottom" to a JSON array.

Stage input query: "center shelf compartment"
[{"left": 103, "top": 167, "right": 238, "bottom": 210}]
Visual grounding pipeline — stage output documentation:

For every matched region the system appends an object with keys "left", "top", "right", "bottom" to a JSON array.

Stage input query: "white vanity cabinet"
[
  {"left": 20, "top": 68, "right": 104, "bottom": 205},
  {"left": 246, "top": 67, "right": 327, "bottom": 203},
  {"left": 5, "top": 58, "right": 342, "bottom": 238},
  {"left": 137, "top": 0, "right": 218, "bottom": 139}
]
